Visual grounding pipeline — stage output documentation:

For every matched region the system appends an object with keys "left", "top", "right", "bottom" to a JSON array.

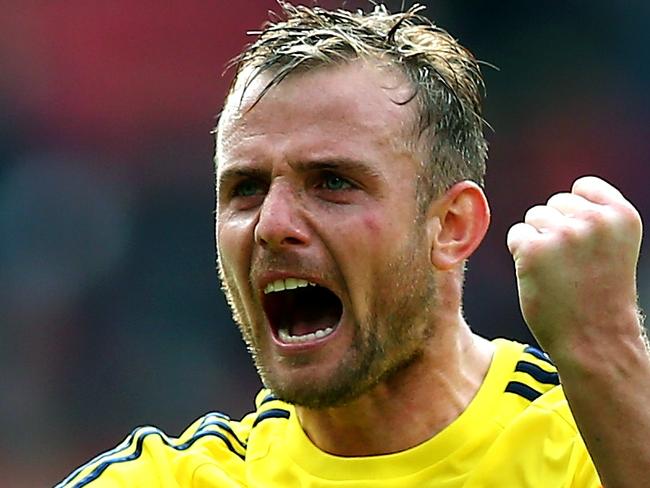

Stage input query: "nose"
[{"left": 254, "top": 182, "right": 310, "bottom": 250}]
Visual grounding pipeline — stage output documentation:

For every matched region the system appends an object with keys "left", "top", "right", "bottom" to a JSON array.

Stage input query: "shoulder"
[
  {"left": 55, "top": 390, "right": 292, "bottom": 487},
  {"left": 492, "top": 338, "right": 577, "bottom": 428},
  {"left": 496, "top": 339, "right": 561, "bottom": 405},
  {"left": 485, "top": 339, "right": 600, "bottom": 485}
]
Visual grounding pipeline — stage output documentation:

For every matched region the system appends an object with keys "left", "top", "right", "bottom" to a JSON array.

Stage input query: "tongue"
[{"left": 289, "top": 305, "right": 339, "bottom": 336}]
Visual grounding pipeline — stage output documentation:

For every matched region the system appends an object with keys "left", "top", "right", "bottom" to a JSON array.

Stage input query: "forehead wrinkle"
[{"left": 218, "top": 59, "right": 423, "bottom": 173}]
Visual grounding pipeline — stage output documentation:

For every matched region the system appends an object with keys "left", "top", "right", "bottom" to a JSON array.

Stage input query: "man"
[{"left": 58, "top": 3, "right": 650, "bottom": 487}]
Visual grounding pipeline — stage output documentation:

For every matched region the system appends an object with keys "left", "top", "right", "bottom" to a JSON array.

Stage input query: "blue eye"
[
  {"left": 234, "top": 180, "right": 263, "bottom": 197},
  {"left": 322, "top": 174, "right": 352, "bottom": 191}
]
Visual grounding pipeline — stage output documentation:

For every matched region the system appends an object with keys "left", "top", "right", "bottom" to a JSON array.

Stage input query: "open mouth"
[{"left": 262, "top": 278, "right": 343, "bottom": 345}]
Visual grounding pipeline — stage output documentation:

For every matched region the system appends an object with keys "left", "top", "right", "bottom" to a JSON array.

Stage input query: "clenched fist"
[{"left": 507, "top": 176, "right": 644, "bottom": 361}]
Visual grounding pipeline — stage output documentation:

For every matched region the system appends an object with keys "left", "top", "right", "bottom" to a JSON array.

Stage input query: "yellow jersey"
[{"left": 56, "top": 339, "right": 601, "bottom": 487}]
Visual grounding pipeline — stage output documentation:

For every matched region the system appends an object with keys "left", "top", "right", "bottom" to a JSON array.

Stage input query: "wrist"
[{"left": 551, "top": 322, "right": 649, "bottom": 381}]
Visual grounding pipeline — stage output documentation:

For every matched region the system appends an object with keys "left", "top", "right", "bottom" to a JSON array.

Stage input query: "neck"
[{"left": 294, "top": 317, "right": 494, "bottom": 457}]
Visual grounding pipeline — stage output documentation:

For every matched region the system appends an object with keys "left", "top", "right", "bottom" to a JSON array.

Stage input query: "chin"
[
  {"left": 268, "top": 382, "right": 364, "bottom": 409},
  {"left": 268, "top": 346, "right": 425, "bottom": 409},
  {"left": 259, "top": 359, "right": 381, "bottom": 409}
]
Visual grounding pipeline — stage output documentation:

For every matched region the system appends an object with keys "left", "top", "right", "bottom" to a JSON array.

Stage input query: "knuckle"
[
  {"left": 549, "top": 222, "right": 582, "bottom": 245},
  {"left": 579, "top": 207, "right": 606, "bottom": 225},
  {"left": 618, "top": 203, "right": 642, "bottom": 227},
  {"left": 546, "top": 192, "right": 568, "bottom": 206},
  {"left": 580, "top": 204, "right": 639, "bottom": 234},
  {"left": 524, "top": 204, "right": 546, "bottom": 222}
]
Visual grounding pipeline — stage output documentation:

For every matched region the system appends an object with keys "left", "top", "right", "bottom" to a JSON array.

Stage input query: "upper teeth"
[{"left": 264, "top": 278, "right": 316, "bottom": 294}]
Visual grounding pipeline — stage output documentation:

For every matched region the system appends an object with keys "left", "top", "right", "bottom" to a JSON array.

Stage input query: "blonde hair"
[{"left": 220, "top": 2, "right": 489, "bottom": 199}]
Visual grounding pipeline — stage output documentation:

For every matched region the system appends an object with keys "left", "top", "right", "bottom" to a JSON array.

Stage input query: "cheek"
[
  {"left": 354, "top": 209, "right": 405, "bottom": 251},
  {"left": 339, "top": 209, "right": 425, "bottom": 278},
  {"left": 217, "top": 220, "right": 254, "bottom": 284},
  {"left": 361, "top": 214, "right": 383, "bottom": 235},
  {"left": 329, "top": 211, "right": 393, "bottom": 277}
]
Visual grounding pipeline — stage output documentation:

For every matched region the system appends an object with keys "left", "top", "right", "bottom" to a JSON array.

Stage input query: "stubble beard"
[{"left": 218, "top": 237, "right": 438, "bottom": 410}]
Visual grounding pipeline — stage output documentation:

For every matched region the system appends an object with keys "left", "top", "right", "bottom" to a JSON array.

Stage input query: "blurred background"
[{"left": 1, "top": 1, "right": 648, "bottom": 485}]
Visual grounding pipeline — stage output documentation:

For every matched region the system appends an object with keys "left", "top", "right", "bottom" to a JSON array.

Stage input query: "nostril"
[
  {"left": 283, "top": 236, "right": 303, "bottom": 246},
  {"left": 255, "top": 228, "right": 272, "bottom": 248},
  {"left": 254, "top": 212, "right": 310, "bottom": 249},
  {"left": 255, "top": 231, "right": 308, "bottom": 249}
]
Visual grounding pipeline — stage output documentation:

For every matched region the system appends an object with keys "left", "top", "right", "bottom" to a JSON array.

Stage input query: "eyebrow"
[
  {"left": 217, "top": 156, "right": 384, "bottom": 189},
  {"left": 217, "top": 166, "right": 268, "bottom": 190},
  {"left": 288, "top": 157, "right": 383, "bottom": 181}
]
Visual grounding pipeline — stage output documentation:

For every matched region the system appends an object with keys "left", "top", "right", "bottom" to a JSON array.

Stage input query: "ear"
[{"left": 426, "top": 181, "right": 491, "bottom": 270}]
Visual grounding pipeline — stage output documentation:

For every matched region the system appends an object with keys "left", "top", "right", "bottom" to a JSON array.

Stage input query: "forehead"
[{"left": 216, "top": 60, "right": 419, "bottom": 164}]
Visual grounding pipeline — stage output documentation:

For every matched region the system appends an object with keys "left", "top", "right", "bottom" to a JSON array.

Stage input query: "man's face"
[{"left": 215, "top": 60, "right": 439, "bottom": 408}]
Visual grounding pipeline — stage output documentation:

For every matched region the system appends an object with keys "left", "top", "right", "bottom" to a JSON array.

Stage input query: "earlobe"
[{"left": 428, "top": 181, "right": 491, "bottom": 270}]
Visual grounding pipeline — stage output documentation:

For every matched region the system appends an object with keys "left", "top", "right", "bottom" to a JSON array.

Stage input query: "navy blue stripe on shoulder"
[
  {"left": 55, "top": 428, "right": 141, "bottom": 488},
  {"left": 196, "top": 412, "right": 247, "bottom": 449},
  {"left": 515, "top": 360, "right": 560, "bottom": 386},
  {"left": 259, "top": 392, "right": 279, "bottom": 405},
  {"left": 524, "top": 345, "right": 554, "bottom": 366},
  {"left": 505, "top": 381, "right": 543, "bottom": 402},
  {"left": 57, "top": 424, "right": 246, "bottom": 488},
  {"left": 196, "top": 419, "right": 247, "bottom": 450},
  {"left": 68, "top": 428, "right": 155, "bottom": 488},
  {"left": 252, "top": 408, "right": 290, "bottom": 428},
  {"left": 199, "top": 411, "right": 231, "bottom": 426}
]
